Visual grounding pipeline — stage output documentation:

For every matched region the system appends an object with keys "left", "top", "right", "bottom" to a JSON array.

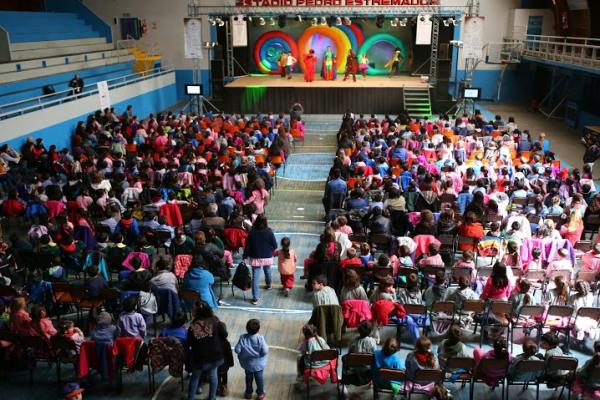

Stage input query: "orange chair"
[
  {"left": 521, "top": 151, "right": 531, "bottom": 161},
  {"left": 218, "top": 154, "right": 230, "bottom": 164},
  {"left": 255, "top": 155, "right": 266, "bottom": 164},
  {"left": 392, "top": 167, "right": 402, "bottom": 176},
  {"left": 552, "top": 160, "right": 561, "bottom": 169}
]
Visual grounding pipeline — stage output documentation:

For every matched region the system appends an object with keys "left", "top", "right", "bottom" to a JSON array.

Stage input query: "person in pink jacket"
[
  {"left": 481, "top": 262, "right": 513, "bottom": 301},
  {"left": 28, "top": 304, "right": 57, "bottom": 341},
  {"left": 276, "top": 237, "right": 297, "bottom": 297},
  {"left": 9, "top": 297, "right": 31, "bottom": 335},
  {"left": 245, "top": 180, "right": 269, "bottom": 215}
]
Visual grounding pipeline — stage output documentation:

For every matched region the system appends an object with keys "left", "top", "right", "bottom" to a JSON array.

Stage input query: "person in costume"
[
  {"left": 278, "top": 51, "right": 288, "bottom": 78},
  {"left": 303, "top": 49, "right": 317, "bottom": 82},
  {"left": 358, "top": 53, "right": 369, "bottom": 79},
  {"left": 385, "top": 48, "right": 403, "bottom": 77},
  {"left": 343, "top": 49, "right": 358, "bottom": 82},
  {"left": 321, "top": 46, "right": 336, "bottom": 81}
]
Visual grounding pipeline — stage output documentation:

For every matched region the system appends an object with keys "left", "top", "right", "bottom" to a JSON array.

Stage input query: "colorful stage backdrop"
[{"left": 248, "top": 20, "right": 414, "bottom": 76}]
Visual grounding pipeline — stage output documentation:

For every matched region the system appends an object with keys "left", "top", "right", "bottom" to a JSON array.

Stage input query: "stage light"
[
  {"left": 208, "top": 18, "right": 216, "bottom": 26},
  {"left": 269, "top": 17, "right": 276, "bottom": 26},
  {"left": 216, "top": 18, "right": 225, "bottom": 27},
  {"left": 295, "top": 15, "right": 302, "bottom": 22},
  {"left": 311, "top": 17, "right": 318, "bottom": 26},
  {"left": 259, "top": 17, "right": 265, "bottom": 26},
  {"left": 443, "top": 18, "right": 450, "bottom": 27},
  {"left": 399, "top": 18, "right": 408, "bottom": 27},
  {"left": 320, "top": 16, "right": 327, "bottom": 26},
  {"left": 335, "top": 17, "right": 342, "bottom": 26},
  {"left": 390, "top": 18, "right": 399, "bottom": 27},
  {"left": 277, "top": 15, "right": 286, "bottom": 28},
  {"left": 450, "top": 17, "right": 460, "bottom": 25},
  {"left": 343, "top": 17, "right": 352, "bottom": 25},
  {"left": 211, "top": 42, "right": 218, "bottom": 47},
  {"left": 375, "top": 15, "right": 384, "bottom": 29}
]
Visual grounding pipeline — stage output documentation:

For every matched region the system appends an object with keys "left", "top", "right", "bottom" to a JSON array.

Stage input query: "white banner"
[
  {"left": 463, "top": 16, "right": 485, "bottom": 59},
  {"left": 97, "top": 81, "right": 111, "bottom": 109},
  {"left": 231, "top": 16, "right": 248, "bottom": 47},
  {"left": 415, "top": 14, "right": 432, "bottom": 45},
  {"left": 184, "top": 18, "right": 203, "bottom": 59}
]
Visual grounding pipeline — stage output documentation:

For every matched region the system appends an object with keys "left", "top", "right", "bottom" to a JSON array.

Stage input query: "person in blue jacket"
[
  {"left": 243, "top": 215, "right": 278, "bottom": 305},
  {"left": 184, "top": 250, "right": 218, "bottom": 309},
  {"left": 373, "top": 337, "right": 405, "bottom": 393}
]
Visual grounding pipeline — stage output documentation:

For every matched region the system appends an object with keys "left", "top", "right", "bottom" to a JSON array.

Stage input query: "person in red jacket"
[
  {"left": 2, "top": 190, "right": 25, "bottom": 217},
  {"left": 457, "top": 211, "right": 484, "bottom": 251}
]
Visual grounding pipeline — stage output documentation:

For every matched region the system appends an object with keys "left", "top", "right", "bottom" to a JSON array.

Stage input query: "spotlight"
[
  {"left": 375, "top": 15, "right": 384, "bottom": 29},
  {"left": 277, "top": 15, "right": 286, "bottom": 28},
  {"left": 443, "top": 18, "right": 450, "bottom": 27},
  {"left": 203, "top": 41, "right": 212, "bottom": 48},
  {"left": 390, "top": 17, "right": 399, "bottom": 27},
  {"left": 311, "top": 17, "right": 318, "bottom": 26},
  {"left": 242, "top": 16, "right": 251, "bottom": 22},
  {"left": 450, "top": 17, "right": 460, "bottom": 25},
  {"left": 208, "top": 18, "right": 216, "bottom": 26},
  {"left": 233, "top": 16, "right": 239, "bottom": 22},
  {"left": 399, "top": 18, "right": 408, "bottom": 27},
  {"left": 269, "top": 17, "right": 275, "bottom": 26},
  {"left": 320, "top": 16, "right": 327, "bottom": 26},
  {"left": 295, "top": 15, "right": 302, "bottom": 22},
  {"left": 216, "top": 18, "right": 225, "bottom": 27},
  {"left": 343, "top": 17, "right": 352, "bottom": 25},
  {"left": 335, "top": 17, "right": 342, "bottom": 26},
  {"left": 211, "top": 42, "right": 218, "bottom": 47},
  {"left": 259, "top": 17, "right": 265, "bottom": 26}
]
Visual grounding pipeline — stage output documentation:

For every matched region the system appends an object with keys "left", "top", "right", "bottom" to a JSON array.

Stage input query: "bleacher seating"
[
  {"left": 9, "top": 38, "right": 113, "bottom": 61},
  {"left": 0, "top": 61, "right": 135, "bottom": 113},
  {"left": 0, "top": 11, "right": 102, "bottom": 43}
]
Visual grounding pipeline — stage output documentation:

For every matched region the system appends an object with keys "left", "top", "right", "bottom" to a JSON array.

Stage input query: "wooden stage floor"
[{"left": 225, "top": 73, "right": 430, "bottom": 88}]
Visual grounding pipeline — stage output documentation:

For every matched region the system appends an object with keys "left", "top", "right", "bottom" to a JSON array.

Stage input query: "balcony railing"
[{"left": 520, "top": 35, "right": 600, "bottom": 69}]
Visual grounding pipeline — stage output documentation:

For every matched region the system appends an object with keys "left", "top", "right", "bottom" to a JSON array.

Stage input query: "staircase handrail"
[{"left": 0, "top": 65, "right": 174, "bottom": 117}]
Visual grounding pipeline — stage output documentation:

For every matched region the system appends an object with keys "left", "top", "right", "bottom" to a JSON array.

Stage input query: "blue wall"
[
  {"left": 175, "top": 69, "right": 212, "bottom": 100},
  {"left": 3, "top": 83, "right": 177, "bottom": 151},
  {"left": 45, "top": 0, "right": 111, "bottom": 43}
]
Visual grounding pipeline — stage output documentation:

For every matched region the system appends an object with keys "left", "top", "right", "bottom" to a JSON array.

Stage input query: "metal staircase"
[{"left": 403, "top": 87, "right": 432, "bottom": 119}]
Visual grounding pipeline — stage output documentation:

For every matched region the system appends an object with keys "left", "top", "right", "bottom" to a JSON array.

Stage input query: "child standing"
[
  {"left": 235, "top": 319, "right": 269, "bottom": 400},
  {"left": 276, "top": 237, "right": 297, "bottom": 297}
]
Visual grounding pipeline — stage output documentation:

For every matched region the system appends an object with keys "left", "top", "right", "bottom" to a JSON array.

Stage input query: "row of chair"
[{"left": 308, "top": 348, "right": 592, "bottom": 400}]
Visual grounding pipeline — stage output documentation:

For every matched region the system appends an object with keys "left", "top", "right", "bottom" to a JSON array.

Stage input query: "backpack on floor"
[{"left": 232, "top": 261, "right": 252, "bottom": 292}]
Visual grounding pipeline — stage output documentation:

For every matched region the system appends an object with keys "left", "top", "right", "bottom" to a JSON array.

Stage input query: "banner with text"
[{"left": 235, "top": 0, "right": 440, "bottom": 6}]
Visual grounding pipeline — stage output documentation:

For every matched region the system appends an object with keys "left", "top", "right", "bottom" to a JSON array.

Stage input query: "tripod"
[
  {"left": 190, "top": 94, "right": 220, "bottom": 115},
  {"left": 446, "top": 97, "right": 475, "bottom": 118}
]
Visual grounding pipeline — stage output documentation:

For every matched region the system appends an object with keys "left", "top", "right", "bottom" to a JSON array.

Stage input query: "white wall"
[
  {"left": 507, "top": 9, "right": 555, "bottom": 40},
  {"left": 82, "top": 0, "right": 213, "bottom": 69}
]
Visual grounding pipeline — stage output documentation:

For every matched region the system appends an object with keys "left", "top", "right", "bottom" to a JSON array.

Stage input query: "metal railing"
[
  {"left": 519, "top": 35, "right": 600, "bottom": 69},
  {"left": 0, "top": 65, "right": 174, "bottom": 119}
]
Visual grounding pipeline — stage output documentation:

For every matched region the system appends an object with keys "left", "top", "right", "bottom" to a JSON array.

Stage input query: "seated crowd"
[
  {"left": 0, "top": 105, "right": 308, "bottom": 400},
  {"left": 298, "top": 111, "right": 600, "bottom": 398}
]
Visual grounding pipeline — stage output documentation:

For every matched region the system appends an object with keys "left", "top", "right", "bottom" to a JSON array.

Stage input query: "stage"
[{"left": 223, "top": 74, "right": 430, "bottom": 114}]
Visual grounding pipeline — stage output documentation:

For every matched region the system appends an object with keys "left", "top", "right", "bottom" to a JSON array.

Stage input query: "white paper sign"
[
  {"left": 97, "top": 80, "right": 111, "bottom": 109},
  {"left": 184, "top": 18, "right": 203, "bottom": 59},
  {"left": 463, "top": 16, "right": 485, "bottom": 59},
  {"left": 231, "top": 16, "right": 248, "bottom": 47},
  {"left": 416, "top": 15, "right": 433, "bottom": 45}
]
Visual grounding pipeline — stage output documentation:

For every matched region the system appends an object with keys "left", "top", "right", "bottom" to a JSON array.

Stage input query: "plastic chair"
[
  {"left": 373, "top": 368, "right": 406, "bottom": 400},
  {"left": 505, "top": 359, "right": 545, "bottom": 400},
  {"left": 305, "top": 349, "right": 339, "bottom": 400}
]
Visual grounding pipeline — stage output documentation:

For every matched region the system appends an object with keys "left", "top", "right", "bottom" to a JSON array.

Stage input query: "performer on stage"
[
  {"left": 358, "top": 53, "right": 369, "bottom": 79},
  {"left": 303, "top": 49, "right": 317, "bottom": 82},
  {"left": 321, "top": 46, "right": 336, "bottom": 81},
  {"left": 278, "top": 51, "right": 288, "bottom": 78},
  {"left": 285, "top": 51, "right": 297, "bottom": 80},
  {"left": 385, "top": 48, "right": 403, "bottom": 77},
  {"left": 343, "top": 49, "right": 358, "bottom": 82}
]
